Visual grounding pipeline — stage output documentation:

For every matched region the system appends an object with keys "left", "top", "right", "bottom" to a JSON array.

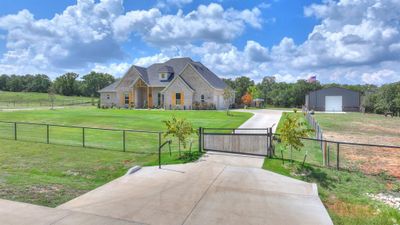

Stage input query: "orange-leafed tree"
[{"left": 241, "top": 92, "right": 253, "bottom": 106}]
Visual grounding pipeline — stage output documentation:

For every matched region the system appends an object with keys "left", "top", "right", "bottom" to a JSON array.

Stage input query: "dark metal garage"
[{"left": 305, "top": 87, "right": 360, "bottom": 112}]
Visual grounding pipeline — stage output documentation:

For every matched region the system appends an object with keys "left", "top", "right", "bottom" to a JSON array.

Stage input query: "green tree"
[
  {"left": 0, "top": 75, "right": 10, "bottom": 90},
  {"left": 48, "top": 85, "right": 56, "bottom": 110},
  {"left": 81, "top": 71, "right": 115, "bottom": 97},
  {"left": 226, "top": 76, "right": 254, "bottom": 104},
  {"left": 27, "top": 74, "right": 52, "bottom": 93},
  {"left": 53, "top": 72, "right": 80, "bottom": 96},
  {"left": 258, "top": 76, "right": 276, "bottom": 104},
  {"left": 279, "top": 114, "right": 313, "bottom": 164},
  {"left": 6, "top": 75, "right": 25, "bottom": 92},
  {"left": 163, "top": 116, "right": 196, "bottom": 156},
  {"left": 223, "top": 87, "right": 235, "bottom": 115},
  {"left": 247, "top": 85, "right": 261, "bottom": 99}
]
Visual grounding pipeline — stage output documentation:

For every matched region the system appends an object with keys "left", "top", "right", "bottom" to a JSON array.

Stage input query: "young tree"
[
  {"left": 279, "top": 114, "right": 313, "bottom": 164},
  {"left": 163, "top": 116, "right": 196, "bottom": 156},
  {"left": 241, "top": 92, "right": 253, "bottom": 107},
  {"left": 223, "top": 87, "right": 234, "bottom": 115},
  {"left": 48, "top": 85, "right": 56, "bottom": 110}
]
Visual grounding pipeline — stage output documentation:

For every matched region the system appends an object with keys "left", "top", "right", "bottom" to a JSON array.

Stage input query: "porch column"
[{"left": 135, "top": 88, "right": 140, "bottom": 108}]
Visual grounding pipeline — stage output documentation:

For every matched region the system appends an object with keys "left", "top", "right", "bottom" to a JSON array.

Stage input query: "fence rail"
[
  {"left": 273, "top": 133, "right": 400, "bottom": 177},
  {"left": 304, "top": 112, "right": 323, "bottom": 141},
  {"left": 0, "top": 120, "right": 162, "bottom": 153},
  {"left": 0, "top": 99, "right": 93, "bottom": 109}
]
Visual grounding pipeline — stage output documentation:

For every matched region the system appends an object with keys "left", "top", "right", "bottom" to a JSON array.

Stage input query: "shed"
[{"left": 305, "top": 87, "right": 360, "bottom": 112}]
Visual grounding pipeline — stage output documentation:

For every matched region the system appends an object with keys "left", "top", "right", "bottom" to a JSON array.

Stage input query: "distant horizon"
[{"left": 0, "top": 0, "right": 399, "bottom": 85}]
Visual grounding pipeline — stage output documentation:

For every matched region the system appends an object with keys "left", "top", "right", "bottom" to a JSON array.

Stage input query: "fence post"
[
  {"left": 123, "top": 130, "right": 126, "bottom": 152},
  {"left": 322, "top": 140, "right": 326, "bottom": 166},
  {"left": 82, "top": 127, "right": 85, "bottom": 147},
  {"left": 268, "top": 127, "right": 273, "bottom": 157},
  {"left": 336, "top": 142, "right": 340, "bottom": 170},
  {"left": 46, "top": 124, "right": 50, "bottom": 144},
  {"left": 14, "top": 122, "right": 17, "bottom": 140},
  {"left": 327, "top": 145, "right": 330, "bottom": 167},
  {"left": 198, "top": 127, "right": 202, "bottom": 152},
  {"left": 158, "top": 132, "right": 162, "bottom": 169}
]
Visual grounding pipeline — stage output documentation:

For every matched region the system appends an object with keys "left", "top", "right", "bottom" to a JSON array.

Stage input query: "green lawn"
[
  {"left": 274, "top": 112, "right": 324, "bottom": 166},
  {"left": 0, "top": 91, "right": 94, "bottom": 108},
  {"left": 0, "top": 108, "right": 251, "bottom": 207},
  {"left": 0, "top": 138, "right": 201, "bottom": 207},
  {"left": 0, "top": 108, "right": 252, "bottom": 153},
  {"left": 264, "top": 112, "right": 400, "bottom": 225}
]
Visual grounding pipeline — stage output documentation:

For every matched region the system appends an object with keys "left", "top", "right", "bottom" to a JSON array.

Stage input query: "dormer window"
[
  {"left": 160, "top": 73, "right": 167, "bottom": 80},
  {"left": 158, "top": 65, "right": 174, "bottom": 81}
]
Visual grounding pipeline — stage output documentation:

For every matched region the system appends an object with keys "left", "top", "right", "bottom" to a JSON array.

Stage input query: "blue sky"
[{"left": 0, "top": 0, "right": 399, "bottom": 85}]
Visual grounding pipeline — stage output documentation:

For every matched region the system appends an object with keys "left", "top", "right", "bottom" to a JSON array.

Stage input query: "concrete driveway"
[
  {"left": 234, "top": 109, "right": 286, "bottom": 133},
  {"left": 58, "top": 153, "right": 332, "bottom": 225}
]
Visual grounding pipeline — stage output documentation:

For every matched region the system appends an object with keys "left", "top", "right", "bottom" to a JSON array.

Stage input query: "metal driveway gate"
[{"left": 200, "top": 128, "right": 273, "bottom": 156}]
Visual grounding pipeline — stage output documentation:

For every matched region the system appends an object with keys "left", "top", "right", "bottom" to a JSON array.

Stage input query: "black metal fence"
[
  {"left": 0, "top": 121, "right": 163, "bottom": 153},
  {"left": 273, "top": 134, "right": 400, "bottom": 177},
  {"left": 304, "top": 112, "right": 323, "bottom": 141},
  {"left": 0, "top": 99, "right": 93, "bottom": 109}
]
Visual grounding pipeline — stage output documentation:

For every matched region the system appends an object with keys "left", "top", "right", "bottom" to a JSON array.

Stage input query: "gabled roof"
[
  {"left": 190, "top": 62, "right": 227, "bottom": 89},
  {"left": 98, "top": 57, "right": 228, "bottom": 92},
  {"left": 98, "top": 79, "right": 120, "bottom": 93}
]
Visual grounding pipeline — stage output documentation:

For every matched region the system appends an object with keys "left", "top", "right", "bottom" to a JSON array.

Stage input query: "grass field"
[
  {"left": 274, "top": 112, "right": 324, "bottom": 166},
  {"left": 0, "top": 91, "right": 94, "bottom": 108},
  {"left": 264, "top": 112, "right": 400, "bottom": 225},
  {"left": 0, "top": 108, "right": 251, "bottom": 206},
  {"left": 0, "top": 108, "right": 252, "bottom": 153},
  {"left": 314, "top": 112, "right": 400, "bottom": 178},
  {"left": 0, "top": 138, "right": 200, "bottom": 207}
]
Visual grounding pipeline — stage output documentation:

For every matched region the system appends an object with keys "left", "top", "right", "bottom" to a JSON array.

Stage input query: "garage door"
[{"left": 325, "top": 96, "right": 342, "bottom": 112}]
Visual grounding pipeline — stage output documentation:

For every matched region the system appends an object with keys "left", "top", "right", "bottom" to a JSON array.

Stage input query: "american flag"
[{"left": 307, "top": 75, "right": 317, "bottom": 83}]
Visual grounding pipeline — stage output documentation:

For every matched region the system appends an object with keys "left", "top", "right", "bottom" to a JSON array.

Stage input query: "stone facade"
[{"left": 99, "top": 58, "right": 233, "bottom": 110}]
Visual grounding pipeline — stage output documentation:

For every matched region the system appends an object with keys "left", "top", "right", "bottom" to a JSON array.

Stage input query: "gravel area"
[{"left": 367, "top": 193, "right": 400, "bottom": 210}]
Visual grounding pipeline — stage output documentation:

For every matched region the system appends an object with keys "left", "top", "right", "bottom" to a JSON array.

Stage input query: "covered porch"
[{"left": 125, "top": 78, "right": 163, "bottom": 109}]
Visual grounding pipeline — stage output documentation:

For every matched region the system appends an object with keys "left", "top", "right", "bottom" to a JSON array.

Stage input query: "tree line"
[
  {"left": 223, "top": 76, "right": 399, "bottom": 113},
  {"left": 0, "top": 72, "right": 115, "bottom": 97}
]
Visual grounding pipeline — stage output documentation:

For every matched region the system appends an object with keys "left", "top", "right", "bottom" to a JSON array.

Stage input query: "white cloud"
[
  {"left": 244, "top": 40, "right": 270, "bottom": 62},
  {"left": 92, "top": 62, "right": 131, "bottom": 77},
  {"left": 361, "top": 69, "right": 398, "bottom": 85},
  {"left": 112, "top": 8, "right": 161, "bottom": 42},
  {"left": 0, "top": 0, "right": 125, "bottom": 74},
  {"left": 0, "top": 0, "right": 261, "bottom": 76},
  {"left": 0, "top": 1, "right": 262, "bottom": 76},
  {"left": 290, "top": 0, "right": 400, "bottom": 69},
  {"left": 157, "top": 0, "right": 193, "bottom": 9},
  {"left": 132, "top": 53, "right": 171, "bottom": 67},
  {"left": 140, "top": 4, "right": 262, "bottom": 45},
  {"left": 0, "top": 0, "right": 399, "bottom": 85}
]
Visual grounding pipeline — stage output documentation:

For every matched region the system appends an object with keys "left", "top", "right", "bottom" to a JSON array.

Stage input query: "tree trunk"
[
  {"left": 178, "top": 140, "right": 181, "bottom": 156},
  {"left": 290, "top": 146, "right": 293, "bottom": 164}
]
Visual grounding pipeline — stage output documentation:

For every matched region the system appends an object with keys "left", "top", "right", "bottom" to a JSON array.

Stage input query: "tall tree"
[
  {"left": 53, "top": 72, "right": 80, "bottom": 96},
  {"left": 232, "top": 76, "right": 254, "bottom": 104},
  {"left": 81, "top": 71, "right": 115, "bottom": 97},
  {"left": 0, "top": 75, "right": 10, "bottom": 90}
]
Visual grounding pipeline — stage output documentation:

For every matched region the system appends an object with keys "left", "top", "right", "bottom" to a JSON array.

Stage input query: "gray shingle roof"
[
  {"left": 157, "top": 65, "right": 174, "bottom": 73},
  {"left": 190, "top": 62, "right": 227, "bottom": 89},
  {"left": 98, "top": 79, "right": 120, "bottom": 92},
  {"left": 99, "top": 57, "right": 228, "bottom": 92}
]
